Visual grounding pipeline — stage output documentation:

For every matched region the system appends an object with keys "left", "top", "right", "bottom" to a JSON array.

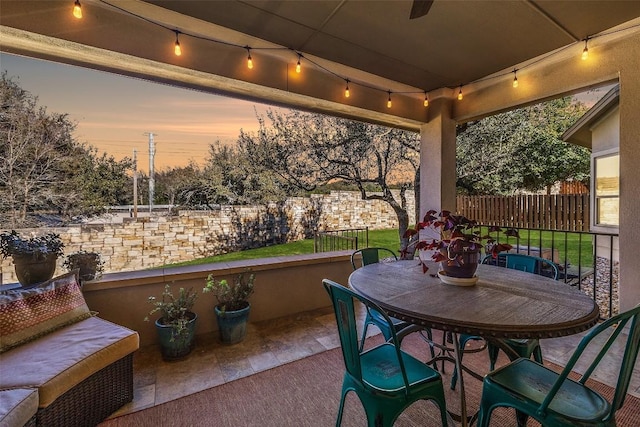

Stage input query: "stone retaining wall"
[{"left": 0, "top": 191, "right": 415, "bottom": 284}]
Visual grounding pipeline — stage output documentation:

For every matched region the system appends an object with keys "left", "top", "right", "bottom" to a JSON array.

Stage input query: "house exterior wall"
[
  {"left": 590, "top": 107, "right": 620, "bottom": 264},
  {"left": 592, "top": 107, "right": 620, "bottom": 153}
]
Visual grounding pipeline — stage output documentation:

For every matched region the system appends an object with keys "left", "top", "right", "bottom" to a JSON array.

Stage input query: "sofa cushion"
[
  {"left": 0, "top": 271, "right": 91, "bottom": 353},
  {"left": 0, "top": 316, "right": 139, "bottom": 407},
  {"left": 0, "top": 388, "right": 38, "bottom": 427}
]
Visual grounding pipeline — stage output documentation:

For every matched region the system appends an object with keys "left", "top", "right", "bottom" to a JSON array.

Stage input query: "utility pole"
[
  {"left": 132, "top": 148, "right": 138, "bottom": 218},
  {"left": 145, "top": 132, "right": 156, "bottom": 213}
]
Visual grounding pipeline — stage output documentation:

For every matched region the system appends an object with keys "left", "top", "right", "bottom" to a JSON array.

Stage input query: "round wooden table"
[
  {"left": 349, "top": 260, "right": 600, "bottom": 339},
  {"left": 349, "top": 260, "right": 600, "bottom": 426}
]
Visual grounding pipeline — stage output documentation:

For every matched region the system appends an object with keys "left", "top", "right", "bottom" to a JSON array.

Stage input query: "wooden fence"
[{"left": 457, "top": 194, "right": 590, "bottom": 231}]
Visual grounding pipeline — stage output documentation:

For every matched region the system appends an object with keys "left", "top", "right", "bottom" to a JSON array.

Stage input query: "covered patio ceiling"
[{"left": 2, "top": 1, "right": 640, "bottom": 130}]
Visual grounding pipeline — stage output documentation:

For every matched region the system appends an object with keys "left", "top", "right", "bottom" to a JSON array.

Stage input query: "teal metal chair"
[
  {"left": 477, "top": 304, "right": 640, "bottom": 427},
  {"left": 502, "top": 253, "right": 559, "bottom": 278},
  {"left": 451, "top": 253, "right": 559, "bottom": 390},
  {"left": 350, "top": 247, "right": 398, "bottom": 270},
  {"left": 323, "top": 279, "right": 449, "bottom": 427},
  {"left": 351, "top": 248, "right": 409, "bottom": 351}
]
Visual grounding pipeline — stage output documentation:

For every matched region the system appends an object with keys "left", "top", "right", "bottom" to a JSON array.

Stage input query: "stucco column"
[
  {"left": 618, "top": 62, "right": 640, "bottom": 311},
  {"left": 419, "top": 97, "right": 457, "bottom": 217}
]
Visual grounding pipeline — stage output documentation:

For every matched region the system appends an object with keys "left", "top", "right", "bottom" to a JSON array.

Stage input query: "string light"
[
  {"left": 80, "top": 0, "right": 640, "bottom": 114},
  {"left": 174, "top": 31, "right": 182, "bottom": 56},
  {"left": 73, "top": 0, "right": 82, "bottom": 19},
  {"left": 582, "top": 38, "right": 589, "bottom": 60},
  {"left": 246, "top": 48, "right": 253, "bottom": 69}
]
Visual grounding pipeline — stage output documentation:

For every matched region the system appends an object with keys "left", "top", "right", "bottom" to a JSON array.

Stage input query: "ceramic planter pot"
[
  {"left": 67, "top": 252, "right": 102, "bottom": 282},
  {"left": 215, "top": 303, "right": 250, "bottom": 344},
  {"left": 155, "top": 312, "right": 197, "bottom": 361},
  {"left": 12, "top": 253, "right": 58, "bottom": 287},
  {"left": 439, "top": 248, "right": 480, "bottom": 278}
]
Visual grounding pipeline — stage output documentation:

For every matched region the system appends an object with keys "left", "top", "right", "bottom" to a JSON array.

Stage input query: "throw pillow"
[{"left": 0, "top": 270, "right": 91, "bottom": 353}]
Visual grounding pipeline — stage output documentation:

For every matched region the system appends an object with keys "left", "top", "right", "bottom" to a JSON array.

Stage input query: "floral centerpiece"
[{"left": 401, "top": 210, "right": 519, "bottom": 277}]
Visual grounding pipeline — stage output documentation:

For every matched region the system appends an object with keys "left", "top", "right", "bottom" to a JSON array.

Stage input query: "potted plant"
[
  {"left": 203, "top": 270, "right": 255, "bottom": 344},
  {"left": 63, "top": 250, "right": 104, "bottom": 283},
  {"left": 146, "top": 284, "right": 198, "bottom": 360},
  {"left": 401, "top": 210, "right": 518, "bottom": 279},
  {"left": 0, "top": 230, "right": 65, "bottom": 286}
]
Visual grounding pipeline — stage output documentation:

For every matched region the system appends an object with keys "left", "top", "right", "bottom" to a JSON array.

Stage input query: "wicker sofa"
[{"left": 0, "top": 271, "right": 139, "bottom": 427}]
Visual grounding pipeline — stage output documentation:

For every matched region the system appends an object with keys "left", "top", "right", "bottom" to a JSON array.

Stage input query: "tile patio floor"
[{"left": 108, "top": 306, "right": 640, "bottom": 421}]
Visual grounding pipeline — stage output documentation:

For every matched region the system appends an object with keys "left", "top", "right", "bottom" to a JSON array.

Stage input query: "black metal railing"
[
  {"left": 479, "top": 224, "right": 619, "bottom": 318},
  {"left": 314, "top": 227, "right": 369, "bottom": 253}
]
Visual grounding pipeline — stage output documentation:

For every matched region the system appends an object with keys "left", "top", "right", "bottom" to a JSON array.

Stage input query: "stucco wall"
[{"left": 82, "top": 252, "right": 353, "bottom": 346}]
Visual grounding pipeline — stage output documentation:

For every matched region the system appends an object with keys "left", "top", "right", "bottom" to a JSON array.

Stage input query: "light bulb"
[
  {"left": 296, "top": 60, "right": 301, "bottom": 73},
  {"left": 457, "top": 88, "right": 463, "bottom": 101},
  {"left": 423, "top": 93, "right": 429, "bottom": 107},
  {"left": 582, "top": 45, "right": 589, "bottom": 60},
  {"left": 387, "top": 92, "right": 392, "bottom": 108},
  {"left": 174, "top": 32, "right": 182, "bottom": 56},
  {"left": 512, "top": 73, "right": 518, "bottom": 88},
  {"left": 73, "top": 0, "right": 82, "bottom": 19},
  {"left": 345, "top": 81, "right": 350, "bottom": 98},
  {"left": 247, "top": 50, "right": 253, "bottom": 69}
]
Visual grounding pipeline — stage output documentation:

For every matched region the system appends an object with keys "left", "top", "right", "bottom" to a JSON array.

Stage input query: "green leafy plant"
[
  {"left": 203, "top": 270, "right": 255, "bottom": 313},
  {"left": 63, "top": 250, "right": 105, "bottom": 281},
  {"left": 401, "top": 210, "right": 518, "bottom": 272},
  {"left": 0, "top": 230, "right": 65, "bottom": 260},
  {"left": 146, "top": 284, "right": 197, "bottom": 341}
]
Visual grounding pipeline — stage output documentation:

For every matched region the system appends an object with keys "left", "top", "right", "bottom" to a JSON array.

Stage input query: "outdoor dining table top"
[{"left": 348, "top": 260, "right": 600, "bottom": 339}]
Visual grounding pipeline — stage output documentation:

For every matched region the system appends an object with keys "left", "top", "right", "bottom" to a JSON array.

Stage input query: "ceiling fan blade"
[{"left": 410, "top": 0, "right": 434, "bottom": 19}]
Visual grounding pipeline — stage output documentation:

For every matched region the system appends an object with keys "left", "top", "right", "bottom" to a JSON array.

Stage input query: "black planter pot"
[{"left": 12, "top": 253, "right": 58, "bottom": 287}]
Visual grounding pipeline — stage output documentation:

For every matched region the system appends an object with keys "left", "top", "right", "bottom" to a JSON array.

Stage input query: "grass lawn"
[
  {"left": 164, "top": 226, "right": 594, "bottom": 268},
  {"left": 164, "top": 228, "right": 403, "bottom": 267},
  {"left": 479, "top": 227, "right": 595, "bottom": 267}
]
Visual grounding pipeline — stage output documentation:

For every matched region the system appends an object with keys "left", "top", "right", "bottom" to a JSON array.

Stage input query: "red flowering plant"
[{"left": 400, "top": 210, "right": 519, "bottom": 273}]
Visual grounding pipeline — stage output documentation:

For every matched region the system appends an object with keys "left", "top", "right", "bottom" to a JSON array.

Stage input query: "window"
[{"left": 593, "top": 152, "right": 619, "bottom": 226}]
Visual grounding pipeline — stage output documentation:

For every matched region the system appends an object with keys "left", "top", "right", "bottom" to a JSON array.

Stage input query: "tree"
[
  {"left": 195, "top": 141, "right": 285, "bottom": 206},
  {"left": 0, "top": 73, "right": 132, "bottom": 226},
  {"left": 154, "top": 163, "right": 204, "bottom": 206},
  {"left": 237, "top": 109, "right": 420, "bottom": 249},
  {"left": 0, "top": 73, "right": 72, "bottom": 227},
  {"left": 456, "top": 97, "right": 590, "bottom": 195},
  {"left": 63, "top": 148, "right": 134, "bottom": 215}
]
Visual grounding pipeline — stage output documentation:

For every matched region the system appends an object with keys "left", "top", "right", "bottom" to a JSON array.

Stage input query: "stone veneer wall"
[{"left": 0, "top": 191, "right": 415, "bottom": 284}]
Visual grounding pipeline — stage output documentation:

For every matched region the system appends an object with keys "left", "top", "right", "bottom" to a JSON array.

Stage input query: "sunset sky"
[
  {"left": 1, "top": 53, "right": 279, "bottom": 173},
  {"left": 2, "top": 52, "right": 611, "bottom": 175}
]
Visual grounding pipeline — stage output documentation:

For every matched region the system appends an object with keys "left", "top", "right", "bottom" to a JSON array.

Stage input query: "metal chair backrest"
[
  {"left": 350, "top": 247, "right": 397, "bottom": 270},
  {"left": 482, "top": 253, "right": 559, "bottom": 280},
  {"left": 322, "top": 279, "right": 410, "bottom": 390},
  {"left": 540, "top": 304, "right": 640, "bottom": 420}
]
